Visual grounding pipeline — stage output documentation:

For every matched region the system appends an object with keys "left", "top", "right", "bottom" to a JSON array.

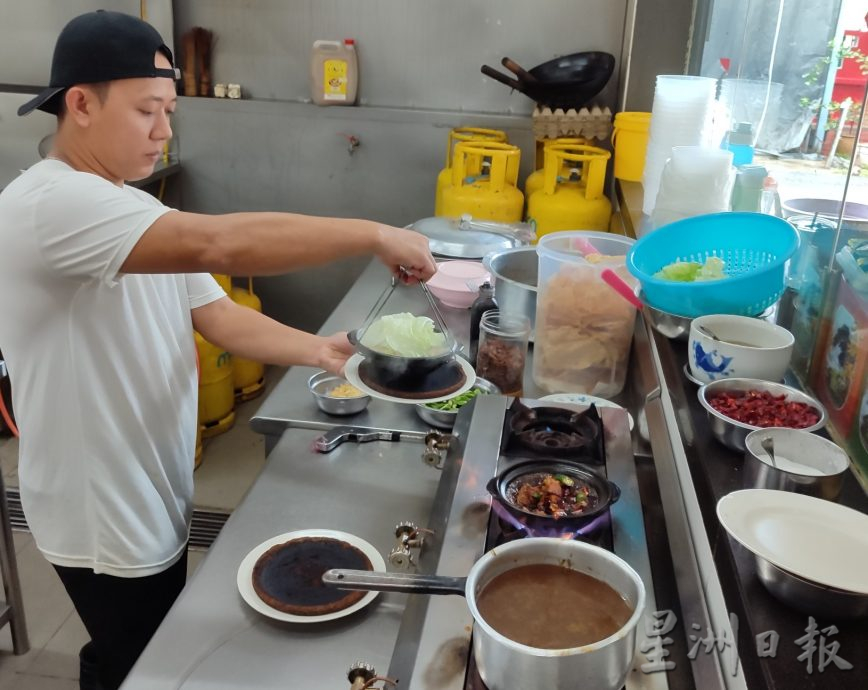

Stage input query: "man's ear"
[{"left": 63, "top": 86, "right": 97, "bottom": 126}]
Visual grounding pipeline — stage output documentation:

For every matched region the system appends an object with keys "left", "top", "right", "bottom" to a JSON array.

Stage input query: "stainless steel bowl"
[
  {"left": 743, "top": 428, "right": 849, "bottom": 500},
  {"left": 414, "top": 378, "right": 500, "bottom": 429},
  {"left": 754, "top": 554, "right": 868, "bottom": 619},
  {"left": 642, "top": 292, "right": 777, "bottom": 341},
  {"left": 483, "top": 247, "right": 538, "bottom": 340},
  {"left": 697, "top": 378, "right": 827, "bottom": 452},
  {"left": 308, "top": 371, "right": 371, "bottom": 416},
  {"left": 641, "top": 293, "right": 692, "bottom": 340}
]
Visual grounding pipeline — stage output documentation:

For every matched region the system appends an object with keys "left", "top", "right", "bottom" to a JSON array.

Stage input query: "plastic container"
[
  {"left": 651, "top": 146, "right": 734, "bottom": 227},
  {"left": 533, "top": 231, "right": 637, "bottom": 397},
  {"left": 723, "top": 122, "right": 755, "bottom": 166},
  {"left": 643, "top": 75, "right": 717, "bottom": 216},
  {"left": 612, "top": 112, "right": 651, "bottom": 182},
  {"left": 730, "top": 165, "right": 768, "bottom": 213},
  {"left": 310, "top": 39, "right": 358, "bottom": 106}
]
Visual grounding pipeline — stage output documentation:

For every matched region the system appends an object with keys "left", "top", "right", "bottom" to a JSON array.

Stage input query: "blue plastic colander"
[{"left": 627, "top": 212, "right": 800, "bottom": 318}]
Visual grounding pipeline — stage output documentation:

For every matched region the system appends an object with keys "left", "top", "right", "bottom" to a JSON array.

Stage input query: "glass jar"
[{"left": 475, "top": 311, "right": 530, "bottom": 397}]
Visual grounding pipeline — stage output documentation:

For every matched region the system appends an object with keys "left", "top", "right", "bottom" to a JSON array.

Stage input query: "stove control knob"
[
  {"left": 395, "top": 521, "right": 417, "bottom": 537},
  {"left": 388, "top": 548, "right": 413, "bottom": 568},
  {"left": 348, "top": 661, "right": 376, "bottom": 688},
  {"left": 421, "top": 447, "right": 443, "bottom": 468}
]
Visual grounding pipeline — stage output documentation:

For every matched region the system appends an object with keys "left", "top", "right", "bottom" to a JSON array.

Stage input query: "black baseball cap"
[{"left": 18, "top": 10, "right": 179, "bottom": 117}]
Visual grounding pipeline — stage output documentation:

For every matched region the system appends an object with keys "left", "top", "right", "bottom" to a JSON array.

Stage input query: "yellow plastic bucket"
[{"left": 612, "top": 112, "right": 651, "bottom": 182}]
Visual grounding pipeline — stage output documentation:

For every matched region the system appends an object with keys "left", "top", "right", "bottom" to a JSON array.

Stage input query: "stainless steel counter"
[
  {"left": 124, "top": 427, "right": 444, "bottom": 690},
  {"left": 125, "top": 254, "right": 741, "bottom": 690},
  {"left": 250, "top": 260, "right": 546, "bottom": 454}
]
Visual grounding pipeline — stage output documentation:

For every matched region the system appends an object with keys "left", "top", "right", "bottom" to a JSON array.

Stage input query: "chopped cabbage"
[
  {"left": 360, "top": 313, "right": 448, "bottom": 357},
  {"left": 654, "top": 257, "right": 727, "bottom": 282}
]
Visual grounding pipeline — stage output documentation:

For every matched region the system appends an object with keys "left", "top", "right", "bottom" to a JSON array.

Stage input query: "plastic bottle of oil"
[{"left": 310, "top": 39, "right": 358, "bottom": 106}]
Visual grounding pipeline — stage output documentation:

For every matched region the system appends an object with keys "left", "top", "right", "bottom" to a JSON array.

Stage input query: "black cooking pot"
[
  {"left": 347, "top": 329, "right": 466, "bottom": 397},
  {"left": 487, "top": 460, "right": 620, "bottom": 527}
]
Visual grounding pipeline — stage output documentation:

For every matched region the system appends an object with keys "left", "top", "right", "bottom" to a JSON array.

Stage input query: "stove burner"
[
  {"left": 506, "top": 399, "right": 601, "bottom": 458},
  {"left": 517, "top": 421, "right": 591, "bottom": 450},
  {"left": 489, "top": 497, "right": 612, "bottom": 546}
]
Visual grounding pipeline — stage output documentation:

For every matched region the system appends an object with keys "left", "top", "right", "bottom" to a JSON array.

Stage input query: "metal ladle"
[{"left": 761, "top": 436, "right": 778, "bottom": 469}]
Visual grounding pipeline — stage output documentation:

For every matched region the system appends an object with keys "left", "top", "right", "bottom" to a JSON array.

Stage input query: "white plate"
[
  {"left": 236, "top": 529, "right": 387, "bottom": 623},
  {"left": 537, "top": 393, "right": 635, "bottom": 430},
  {"left": 344, "top": 353, "right": 477, "bottom": 404},
  {"left": 717, "top": 489, "right": 868, "bottom": 595}
]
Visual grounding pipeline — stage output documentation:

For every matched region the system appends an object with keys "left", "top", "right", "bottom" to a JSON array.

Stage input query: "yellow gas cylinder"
[
  {"left": 435, "top": 127, "right": 507, "bottom": 216},
  {"left": 195, "top": 331, "right": 235, "bottom": 438},
  {"left": 527, "top": 144, "right": 612, "bottom": 238},
  {"left": 212, "top": 273, "right": 233, "bottom": 294},
  {"left": 230, "top": 278, "right": 266, "bottom": 401},
  {"left": 194, "top": 421, "right": 203, "bottom": 469},
  {"left": 194, "top": 345, "right": 203, "bottom": 468},
  {"left": 525, "top": 137, "right": 588, "bottom": 202},
  {"left": 440, "top": 141, "right": 524, "bottom": 223}
]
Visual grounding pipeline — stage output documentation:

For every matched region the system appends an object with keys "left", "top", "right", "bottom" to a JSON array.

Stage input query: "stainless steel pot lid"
[{"left": 408, "top": 216, "right": 525, "bottom": 259}]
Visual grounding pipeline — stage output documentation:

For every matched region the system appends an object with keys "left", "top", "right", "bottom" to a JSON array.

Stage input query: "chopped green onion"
[
  {"left": 553, "top": 473, "right": 575, "bottom": 486},
  {"left": 424, "top": 387, "right": 488, "bottom": 411}
]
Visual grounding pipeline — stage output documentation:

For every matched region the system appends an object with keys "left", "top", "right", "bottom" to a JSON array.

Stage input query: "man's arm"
[
  {"left": 121, "top": 211, "right": 436, "bottom": 281},
  {"left": 191, "top": 296, "right": 354, "bottom": 376}
]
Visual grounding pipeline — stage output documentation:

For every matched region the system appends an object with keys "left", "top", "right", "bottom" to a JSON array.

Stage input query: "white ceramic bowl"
[
  {"left": 688, "top": 314, "right": 794, "bottom": 385},
  {"left": 426, "top": 260, "right": 491, "bottom": 309}
]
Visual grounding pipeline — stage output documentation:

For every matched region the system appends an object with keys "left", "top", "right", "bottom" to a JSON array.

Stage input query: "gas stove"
[{"left": 383, "top": 394, "right": 665, "bottom": 690}]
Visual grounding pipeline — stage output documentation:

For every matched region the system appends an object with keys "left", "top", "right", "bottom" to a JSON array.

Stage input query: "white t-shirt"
[{"left": 0, "top": 159, "right": 224, "bottom": 577}]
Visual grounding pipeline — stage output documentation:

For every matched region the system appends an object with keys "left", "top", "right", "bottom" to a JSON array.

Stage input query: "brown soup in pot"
[{"left": 476, "top": 564, "right": 633, "bottom": 649}]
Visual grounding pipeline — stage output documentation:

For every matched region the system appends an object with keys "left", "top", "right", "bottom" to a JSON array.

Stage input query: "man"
[{"left": 0, "top": 10, "right": 436, "bottom": 690}]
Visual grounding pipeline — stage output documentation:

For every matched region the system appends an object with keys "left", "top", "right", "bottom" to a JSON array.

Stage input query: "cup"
[
  {"left": 476, "top": 311, "right": 530, "bottom": 397},
  {"left": 213, "top": 83, "right": 227, "bottom": 98},
  {"left": 227, "top": 83, "right": 242, "bottom": 99}
]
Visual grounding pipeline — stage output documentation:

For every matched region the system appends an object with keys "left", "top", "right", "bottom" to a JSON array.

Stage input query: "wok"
[{"left": 481, "top": 52, "right": 615, "bottom": 109}]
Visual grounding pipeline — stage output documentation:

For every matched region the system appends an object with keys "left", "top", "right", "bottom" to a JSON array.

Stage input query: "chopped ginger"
[{"left": 328, "top": 383, "right": 364, "bottom": 398}]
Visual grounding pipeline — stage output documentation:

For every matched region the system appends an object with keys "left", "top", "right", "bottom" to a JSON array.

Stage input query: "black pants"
[{"left": 53, "top": 548, "right": 188, "bottom": 690}]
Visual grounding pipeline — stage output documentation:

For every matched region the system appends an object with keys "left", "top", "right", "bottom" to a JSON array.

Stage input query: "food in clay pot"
[{"left": 534, "top": 257, "right": 636, "bottom": 398}]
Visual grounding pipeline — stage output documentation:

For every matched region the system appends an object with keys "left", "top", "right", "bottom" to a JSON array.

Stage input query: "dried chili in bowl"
[{"left": 707, "top": 389, "right": 821, "bottom": 429}]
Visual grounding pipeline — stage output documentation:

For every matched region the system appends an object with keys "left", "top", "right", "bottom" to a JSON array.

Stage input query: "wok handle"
[
  {"left": 480, "top": 65, "right": 523, "bottom": 92},
  {"left": 501, "top": 57, "right": 538, "bottom": 84},
  {"left": 323, "top": 569, "right": 467, "bottom": 596}
]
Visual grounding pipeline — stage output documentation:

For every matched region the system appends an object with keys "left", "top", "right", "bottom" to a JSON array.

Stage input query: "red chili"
[{"left": 707, "top": 390, "right": 820, "bottom": 429}]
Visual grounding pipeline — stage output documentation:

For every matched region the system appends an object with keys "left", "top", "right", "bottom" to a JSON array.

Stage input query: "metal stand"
[{"left": 0, "top": 472, "right": 29, "bottom": 654}]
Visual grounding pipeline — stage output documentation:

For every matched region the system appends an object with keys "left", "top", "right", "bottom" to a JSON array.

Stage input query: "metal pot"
[
  {"left": 483, "top": 246, "right": 537, "bottom": 340},
  {"left": 347, "top": 329, "right": 459, "bottom": 382},
  {"left": 324, "top": 537, "right": 646, "bottom": 690}
]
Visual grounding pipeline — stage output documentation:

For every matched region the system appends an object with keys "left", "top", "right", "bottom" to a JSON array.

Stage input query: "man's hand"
[
  {"left": 316, "top": 332, "right": 355, "bottom": 377},
  {"left": 374, "top": 226, "right": 437, "bottom": 282}
]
